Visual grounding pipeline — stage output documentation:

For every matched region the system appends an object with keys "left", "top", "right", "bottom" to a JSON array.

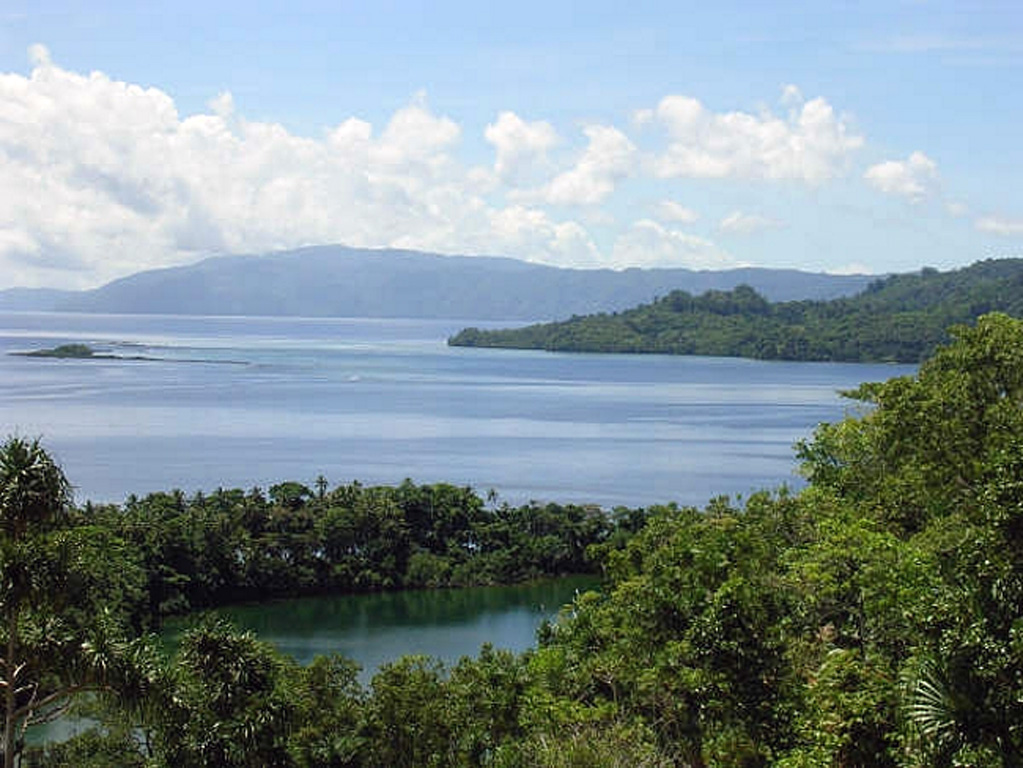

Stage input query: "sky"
[{"left": 0, "top": 1, "right": 1021, "bottom": 290}]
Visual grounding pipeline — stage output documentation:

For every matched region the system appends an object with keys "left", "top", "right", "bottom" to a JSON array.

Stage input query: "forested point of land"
[
  {"left": 16, "top": 344, "right": 101, "bottom": 359},
  {"left": 4, "top": 312, "right": 1023, "bottom": 766},
  {"left": 449, "top": 258, "right": 1023, "bottom": 363}
]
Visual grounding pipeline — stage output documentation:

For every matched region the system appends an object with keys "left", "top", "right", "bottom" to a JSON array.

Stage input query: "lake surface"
[
  {"left": 30, "top": 576, "right": 596, "bottom": 744},
  {"left": 164, "top": 576, "right": 597, "bottom": 681},
  {"left": 0, "top": 311, "right": 914, "bottom": 508}
]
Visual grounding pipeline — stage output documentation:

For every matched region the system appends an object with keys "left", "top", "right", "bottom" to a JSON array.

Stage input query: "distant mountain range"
[
  {"left": 0, "top": 245, "right": 876, "bottom": 321},
  {"left": 0, "top": 287, "right": 79, "bottom": 311}
]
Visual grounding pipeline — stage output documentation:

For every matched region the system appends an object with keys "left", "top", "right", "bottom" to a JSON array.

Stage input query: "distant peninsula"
[
  {"left": 14, "top": 343, "right": 166, "bottom": 362},
  {"left": 449, "top": 259, "right": 1023, "bottom": 364},
  {"left": 17, "top": 343, "right": 111, "bottom": 359},
  {"left": 12, "top": 343, "right": 246, "bottom": 366}
]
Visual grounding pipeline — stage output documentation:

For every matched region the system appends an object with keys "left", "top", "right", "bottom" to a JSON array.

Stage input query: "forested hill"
[{"left": 449, "top": 258, "right": 1023, "bottom": 363}]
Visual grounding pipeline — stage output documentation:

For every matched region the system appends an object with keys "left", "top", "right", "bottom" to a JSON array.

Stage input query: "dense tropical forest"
[
  {"left": 4, "top": 312, "right": 1023, "bottom": 766},
  {"left": 449, "top": 258, "right": 1023, "bottom": 363}
]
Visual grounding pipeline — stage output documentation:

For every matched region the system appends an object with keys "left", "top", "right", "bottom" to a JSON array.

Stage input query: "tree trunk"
[{"left": 3, "top": 611, "right": 17, "bottom": 768}]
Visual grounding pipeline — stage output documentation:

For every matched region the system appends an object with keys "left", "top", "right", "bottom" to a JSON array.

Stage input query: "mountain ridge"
[{"left": 1, "top": 245, "right": 876, "bottom": 320}]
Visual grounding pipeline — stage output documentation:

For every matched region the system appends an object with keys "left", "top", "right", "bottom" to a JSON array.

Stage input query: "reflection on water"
[
  {"left": 31, "top": 577, "right": 597, "bottom": 744},
  {"left": 163, "top": 576, "right": 598, "bottom": 681}
]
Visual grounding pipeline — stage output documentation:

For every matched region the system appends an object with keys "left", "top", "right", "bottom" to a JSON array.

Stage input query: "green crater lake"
[
  {"left": 164, "top": 576, "right": 597, "bottom": 680},
  {"left": 34, "top": 577, "right": 596, "bottom": 744}
]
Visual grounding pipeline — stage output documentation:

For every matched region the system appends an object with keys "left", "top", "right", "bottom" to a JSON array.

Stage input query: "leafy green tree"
[
  {"left": 0, "top": 437, "right": 137, "bottom": 768},
  {"left": 21, "top": 727, "right": 146, "bottom": 767},
  {"left": 288, "top": 654, "right": 366, "bottom": 768},
  {"left": 146, "top": 618, "right": 298, "bottom": 768},
  {"left": 444, "top": 645, "right": 530, "bottom": 764},
  {"left": 798, "top": 313, "right": 1023, "bottom": 533},
  {"left": 794, "top": 313, "right": 1023, "bottom": 764},
  {"left": 363, "top": 655, "right": 450, "bottom": 768}
]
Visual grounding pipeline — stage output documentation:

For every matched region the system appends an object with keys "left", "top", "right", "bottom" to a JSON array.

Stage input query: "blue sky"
[{"left": 1, "top": 0, "right": 1021, "bottom": 288}]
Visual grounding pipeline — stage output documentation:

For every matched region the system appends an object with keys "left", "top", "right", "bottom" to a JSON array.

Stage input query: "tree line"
[
  {"left": 66, "top": 479, "right": 621, "bottom": 632},
  {"left": 5, "top": 312, "right": 1023, "bottom": 766},
  {"left": 449, "top": 258, "right": 1023, "bottom": 363}
]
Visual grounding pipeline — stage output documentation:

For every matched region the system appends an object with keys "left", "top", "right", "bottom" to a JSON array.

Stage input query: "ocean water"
[{"left": 0, "top": 312, "right": 914, "bottom": 509}]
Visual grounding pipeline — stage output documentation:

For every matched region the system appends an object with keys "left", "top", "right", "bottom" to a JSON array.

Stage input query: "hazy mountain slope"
[
  {"left": 0, "top": 288, "right": 79, "bottom": 311},
  {"left": 52, "top": 245, "right": 874, "bottom": 320}
]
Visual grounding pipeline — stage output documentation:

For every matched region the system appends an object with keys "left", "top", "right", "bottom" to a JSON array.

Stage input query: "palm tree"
[
  {"left": 0, "top": 437, "right": 141, "bottom": 768},
  {"left": 904, "top": 656, "right": 1021, "bottom": 767},
  {"left": 0, "top": 436, "right": 73, "bottom": 768}
]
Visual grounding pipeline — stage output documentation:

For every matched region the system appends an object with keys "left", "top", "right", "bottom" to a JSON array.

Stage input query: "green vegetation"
[
  {"left": 78, "top": 481, "right": 612, "bottom": 627},
  {"left": 19, "top": 344, "right": 100, "bottom": 359},
  {"left": 450, "top": 258, "right": 1023, "bottom": 363},
  {"left": 15, "top": 344, "right": 162, "bottom": 362},
  {"left": 8, "top": 312, "right": 1023, "bottom": 766},
  {"left": 0, "top": 437, "right": 146, "bottom": 768}
]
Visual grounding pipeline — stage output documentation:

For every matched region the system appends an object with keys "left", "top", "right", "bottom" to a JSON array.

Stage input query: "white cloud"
[
  {"left": 718, "top": 211, "right": 783, "bottom": 235},
  {"left": 529, "top": 124, "right": 636, "bottom": 206},
  {"left": 780, "top": 84, "right": 803, "bottom": 108},
  {"left": 611, "top": 219, "right": 736, "bottom": 270},
  {"left": 0, "top": 48, "right": 964, "bottom": 288},
  {"left": 632, "top": 108, "right": 655, "bottom": 127},
  {"left": 655, "top": 200, "right": 700, "bottom": 224},
  {"left": 975, "top": 215, "right": 1023, "bottom": 236},
  {"left": 484, "top": 111, "right": 559, "bottom": 186},
  {"left": 827, "top": 262, "right": 874, "bottom": 276},
  {"left": 27, "top": 43, "right": 51, "bottom": 68},
  {"left": 487, "top": 205, "right": 600, "bottom": 265},
  {"left": 645, "top": 92, "right": 863, "bottom": 183},
  {"left": 863, "top": 151, "right": 939, "bottom": 202},
  {"left": 0, "top": 228, "right": 40, "bottom": 257},
  {"left": 0, "top": 49, "right": 608, "bottom": 287},
  {"left": 946, "top": 201, "right": 969, "bottom": 217},
  {"left": 375, "top": 92, "right": 461, "bottom": 169},
  {"left": 208, "top": 91, "right": 235, "bottom": 119}
]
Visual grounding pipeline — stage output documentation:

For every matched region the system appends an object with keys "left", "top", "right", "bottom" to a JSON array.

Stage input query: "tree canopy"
[
  {"left": 15, "top": 312, "right": 1023, "bottom": 766},
  {"left": 449, "top": 258, "right": 1023, "bottom": 363},
  {"left": 0, "top": 437, "right": 142, "bottom": 768}
]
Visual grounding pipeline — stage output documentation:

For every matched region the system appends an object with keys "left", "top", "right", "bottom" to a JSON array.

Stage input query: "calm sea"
[{"left": 0, "top": 312, "right": 914, "bottom": 509}]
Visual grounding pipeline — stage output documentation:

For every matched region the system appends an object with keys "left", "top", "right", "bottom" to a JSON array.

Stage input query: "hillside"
[
  {"left": 448, "top": 258, "right": 1023, "bottom": 362},
  {"left": 0, "top": 287, "right": 78, "bottom": 311},
  {"left": 3, "top": 245, "right": 874, "bottom": 320}
]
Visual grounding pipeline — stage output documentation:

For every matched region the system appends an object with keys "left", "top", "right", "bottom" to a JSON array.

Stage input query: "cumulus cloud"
[
  {"left": 611, "top": 219, "right": 736, "bottom": 270},
  {"left": 863, "top": 151, "right": 939, "bottom": 201},
  {"left": 643, "top": 90, "right": 863, "bottom": 183},
  {"left": 485, "top": 205, "right": 600, "bottom": 263},
  {"left": 975, "top": 215, "right": 1023, "bottom": 236},
  {"left": 484, "top": 111, "right": 558, "bottom": 186},
  {"left": 0, "top": 48, "right": 607, "bottom": 287},
  {"left": 0, "top": 48, "right": 936, "bottom": 288},
  {"left": 524, "top": 125, "right": 636, "bottom": 206},
  {"left": 718, "top": 211, "right": 783, "bottom": 235},
  {"left": 655, "top": 200, "right": 700, "bottom": 224}
]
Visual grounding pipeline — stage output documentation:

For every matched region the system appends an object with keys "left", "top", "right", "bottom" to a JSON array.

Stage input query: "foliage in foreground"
[{"left": 10, "top": 312, "right": 1023, "bottom": 766}]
